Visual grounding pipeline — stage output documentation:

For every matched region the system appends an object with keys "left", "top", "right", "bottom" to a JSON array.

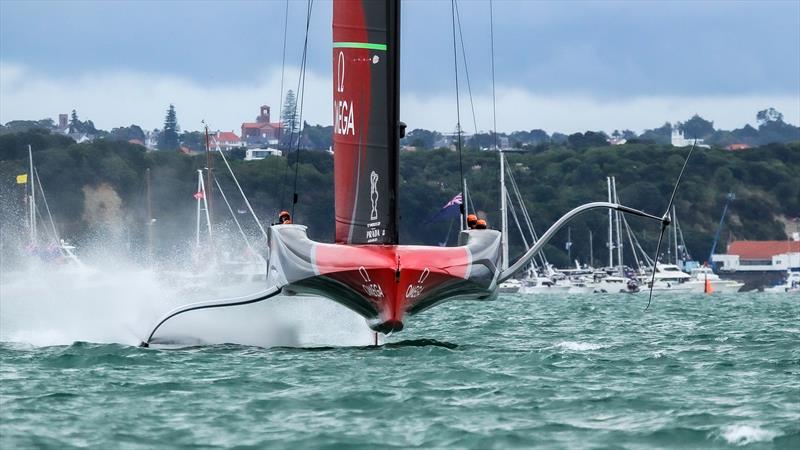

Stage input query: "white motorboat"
[
  {"left": 498, "top": 278, "right": 521, "bottom": 294},
  {"left": 518, "top": 274, "right": 570, "bottom": 295},
  {"left": 640, "top": 264, "right": 693, "bottom": 292},
  {"left": 763, "top": 270, "right": 800, "bottom": 294},
  {"left": 685, "top": 266, "right": 743, "bottom": 293}
]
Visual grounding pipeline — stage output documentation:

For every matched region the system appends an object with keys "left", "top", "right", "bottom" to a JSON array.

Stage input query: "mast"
[
  {"left": 589, "top": 229, "right": 594, "bottom": 268},
  {"left": 500, "top": 151, "right": 508, "bottom": 270},
  {"left": 491, "top": 0, "right": 507, "bottom": 270},
  {"left": 146, "top": 168, "right": 153, "bottom": 263},
  {"left": 607, "top": 177, "right": 613, "bottom": 268},
  {"left": 195, "top": 169, "right": 212, "bottom": 248},
  {"left": 204, "top": 125, "right": 214, "bottom": 220},
  {"left": 672, "top": 205, "right": 679, "bottom": 268},
  {"left": 332, "top": 0, "right": 400, "bottom": 244},
  {"left": 567, "top": 226, "right": 572, "bottom": 264},
  {"left": 612, "top": 177, "right": 623, "bottom": 276},
  {"left": 461, "top": 177, "right": 468, "bottom": 231},
  {"left": 28, "top": 145, "right": 37, "bottom": 246}
]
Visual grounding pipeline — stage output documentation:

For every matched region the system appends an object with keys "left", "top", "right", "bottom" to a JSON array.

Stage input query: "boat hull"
[{"left": 268, "top": 225, "right": 502, "bottom": 332}]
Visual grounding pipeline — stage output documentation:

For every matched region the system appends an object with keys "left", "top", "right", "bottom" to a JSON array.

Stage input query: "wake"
[{"left": 0, "top": 262, "right": 376, "bottom": 348}]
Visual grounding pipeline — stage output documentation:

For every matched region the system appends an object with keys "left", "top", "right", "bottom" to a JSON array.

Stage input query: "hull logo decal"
[{"left": 370, "top": 171, "right": 379, "bottom": 221}]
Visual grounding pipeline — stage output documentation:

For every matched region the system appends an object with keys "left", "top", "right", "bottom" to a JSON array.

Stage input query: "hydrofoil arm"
[
  {"left": 140, "top": 286, "right": 283, "bottom": 347},
  {"left": 498, "top": 202, "right": 664, "bottom": 283}
]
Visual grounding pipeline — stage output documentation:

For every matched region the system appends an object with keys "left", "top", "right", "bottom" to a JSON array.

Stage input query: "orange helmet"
[
  {"left": 278, "top": 210, "right": 291, "bottom": 224},
  {"left": 475, "top": 219, "right": 488, "bottom": 229},
  {"left": 467, "top": 214, "right": 478, "bottom": 228}
]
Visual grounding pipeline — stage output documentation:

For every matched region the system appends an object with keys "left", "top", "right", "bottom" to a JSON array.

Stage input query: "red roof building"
[
  {"left": 713, "top": 240, "right": 800, "bottom": 272},
  {"left": 241, "top": 105, "right": 282, "bottom": 146},
  {"left": 725, "top": 143, "right": 751, "bottom": 151},
  {"left": 727, "top": 240, "right": 800, "bottom": 260},
  {"left": 210, "top": 131, "right": 242, "bottom": 151}
]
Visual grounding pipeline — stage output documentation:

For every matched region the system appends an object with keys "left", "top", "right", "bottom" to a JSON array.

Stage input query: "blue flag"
[{"left": 426, "top": 193, "right": 463, "bottom": 223}]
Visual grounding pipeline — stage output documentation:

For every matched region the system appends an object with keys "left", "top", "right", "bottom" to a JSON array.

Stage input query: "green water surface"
[{"left": 1, "top": 293, "right": 798, "bottom": 449}]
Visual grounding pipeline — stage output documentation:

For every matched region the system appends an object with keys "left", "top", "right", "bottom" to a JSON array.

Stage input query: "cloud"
[
  {"left": 0, "top": 62, "right": 330, "bottom": 133},
  {"left": 2, "top": 62, "right": 798, "bottom": 135}
]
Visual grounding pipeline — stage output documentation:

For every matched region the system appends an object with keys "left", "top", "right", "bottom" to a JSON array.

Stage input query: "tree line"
[{"left": 1, "top": 128, "right": 797, "bottom": 268}]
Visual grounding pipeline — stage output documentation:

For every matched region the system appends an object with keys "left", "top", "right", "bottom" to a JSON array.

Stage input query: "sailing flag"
[
  {"left": 193, "top": 191, "right": 205, "bottom": 200},
  {"left": 426, "top": 193, "right": 463, "bottom": 223},
  {"left": 16, "top": 174, "right": 28, "bottom": 184}
]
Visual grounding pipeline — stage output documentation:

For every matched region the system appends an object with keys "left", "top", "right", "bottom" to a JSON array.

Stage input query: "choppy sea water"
[{"left": 1, "top": 291, "right": 798, "bottom": 449}]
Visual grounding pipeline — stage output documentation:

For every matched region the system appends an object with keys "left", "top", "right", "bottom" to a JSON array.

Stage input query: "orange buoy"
[{"left": 704, "top": 275, "right": 714, "bottom": 294}]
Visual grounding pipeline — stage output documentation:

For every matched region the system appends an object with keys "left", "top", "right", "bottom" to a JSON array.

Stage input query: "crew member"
[
  {"left": 475, "top": 219, "right": 488, "bottom": 229},
  {"left": 467, "top": 214, "right": 478, "bottom": 229},
  {"left": 278, "top": 210, "right": 292, "bottom": 225}
]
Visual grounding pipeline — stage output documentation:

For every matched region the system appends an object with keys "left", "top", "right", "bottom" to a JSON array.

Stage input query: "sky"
[{"left": 1, "top": 0, "right": 799, "bottom": 134}]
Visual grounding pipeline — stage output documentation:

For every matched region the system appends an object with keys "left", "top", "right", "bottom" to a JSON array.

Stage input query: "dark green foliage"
[
  {"left": 402, "top": 128, "right": 442, "bottom": 149},
  {"left": 0, "top": 119, "right": 55, "bottom": 135},
  {"left": 0, "top": 129, "right": 75, "bottom": 161},
  {"left": 109, "top": 125, "right": 146, "bottom": 143},
  {"left": 67, "top": 110, "right": 100, "bottom": 135},
  {"left": 158, "top": 105, "right": 180, "bottom": 151},
  {"left": 679, "top": 114, "right": 715, "bottom": 139},
  {"left": 301, "top": 122, "right": 333, "bottom": 150},
  {"left": 281, "top": 90, "right": 298, "bottom": 140},
  {"left": 69, "top": 110, "right": 80, "bottom": 133},
  {"left": 0, "top": 134, "right": 797, "bottom": 268},
  {"left": 509, "top": 129, "right": 549, "bottom": 147},
  {"left": 179, "top": 131, "right": 206, "bottom": 152},
  {"left": 640, "top": 122, "right": 672, "bottom": 145},
  {"left": 567, "top": 131, "right": 608, "bottom": 149}
]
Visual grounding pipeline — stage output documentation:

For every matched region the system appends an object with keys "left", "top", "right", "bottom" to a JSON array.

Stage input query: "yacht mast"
[
  {"left": 146, "top": 168, "right": 154, "bottom": 263},
  {"left": 195, "top": 169, "right": 212, "bottom": 248},
  {"left": 204, "top": 125, "right": 214, "bottom": 220},
  {"left": 28, "top": 145, "right": 37, "bottom": 246},
  {"left": 607, "top": 177, "right": 613, "bottom": 268},
  {"left": 499, "top": 150, "right": 508, "bottom": 270},
  {"left": 612, "top": 176, "right": 623, "bottom": 276},
  {"left": 672, "top": 205, "right": 679, "bottom": 267}
]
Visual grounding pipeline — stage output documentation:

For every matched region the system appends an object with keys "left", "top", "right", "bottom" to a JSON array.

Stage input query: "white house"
[
  {"left": 245, "top": 147, "right": 282, "bottom": 161},
  {"left": 671, "top": 127, "right": 710, "bottom": 148}
]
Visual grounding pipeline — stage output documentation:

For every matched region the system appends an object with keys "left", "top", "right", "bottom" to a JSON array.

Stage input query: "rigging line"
[
  {"left": 454, "top": 0, "right": 478, "bottom": 136},
  {"left": 33, "top": 167, "right": 60, "bottom": 246},
  {"left": 505, "top": 163, "right": 546, "bottom": 267},
  {"left": 275, "top": 0, "right": 289, "bottom": 217},
  {"left": 214, "top": 138, "right": 269, "bottom": 244},
  {"left": 620, "top": 213, "right": 644, "bottom": 270},
  {"left": 278, "top": 0, "right": 289, "bottom": 126},
  {"left": 506, "top": 187, "right": 538, "bottom": 274},
  {"left": 505, "top": 169, "right": 545, "bottom": 270},
  {"left": 212, "top": 174, "right": 256, "bottom": 257},
  {"left": 675, "top": 212, "right": 692, "bottom": 261},
  {"left": 451, "top": 0, "right": 466, "bottom": 228},
  {"left": 506, "top": 188, "right": 530, "bottom": 252},
  {"left": 621, "top": 211, "right": 644, "bottom": 273},
  {"left": 211, "top": 175, "right": 253, "bottom": 250},
  {"left": 291, "top": 0, "right": 313, "bottom": 219},
  {"left": 279, "top": 0, "right": 313, "bottom": 215},
  {"left": 626, "top": 217, "right": 655, "bottom": 268},
  {"left": 489, "top": 0, "right": 498, "bottom": 152},
  {"left": 646, "top": 140, "right": 697, "bottom": 310}
]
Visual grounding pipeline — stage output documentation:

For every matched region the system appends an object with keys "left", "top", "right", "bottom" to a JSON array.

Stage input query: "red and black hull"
[{"left": 269, "top": 225, "right": 501, "bottom": 332}]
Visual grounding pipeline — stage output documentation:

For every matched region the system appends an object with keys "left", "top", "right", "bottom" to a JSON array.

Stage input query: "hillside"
[{"left": 1, "top": 129, "right": 797, "bottom": 267}]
